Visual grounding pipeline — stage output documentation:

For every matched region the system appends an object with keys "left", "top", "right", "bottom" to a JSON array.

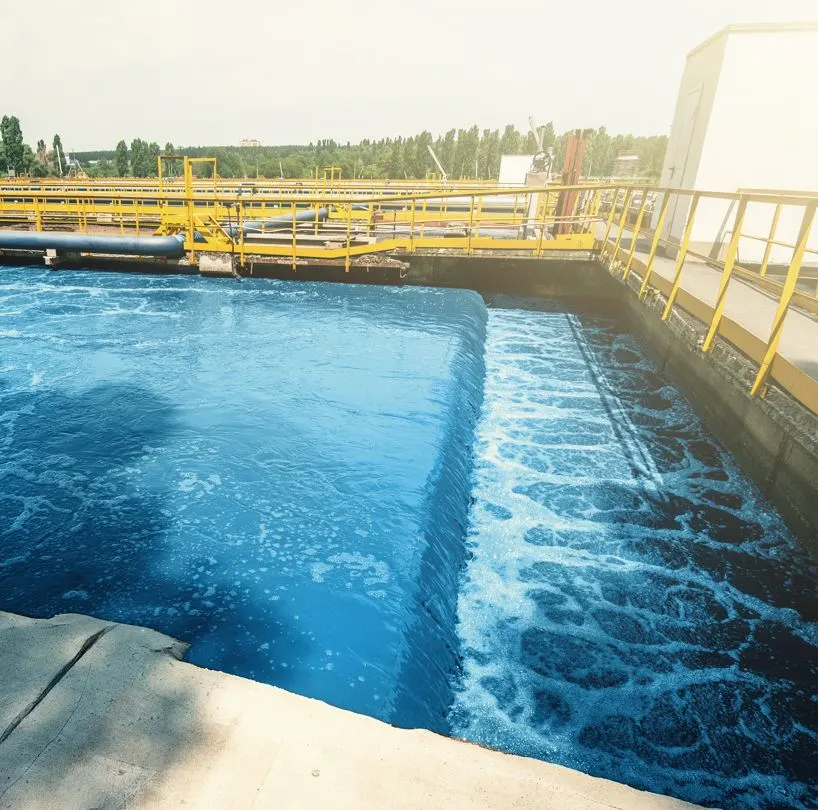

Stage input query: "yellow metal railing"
[
  {"left": 2, "top": 161, "right": 818, "bottom": 414},
  {"left": 599, "top": 184, "right": 818, "bottom": 413}
]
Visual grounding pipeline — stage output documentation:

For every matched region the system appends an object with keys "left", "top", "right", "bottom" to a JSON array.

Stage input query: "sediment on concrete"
[
  {"left": 0, "top": 611, "right": 697, "bottom": 810},
  {"left": 600, "top": 266, "right": 818, "bottom": 549}
]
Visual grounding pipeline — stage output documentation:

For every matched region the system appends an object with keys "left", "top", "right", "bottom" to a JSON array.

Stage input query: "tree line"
[{"left": 2, "top": 114, "right": 667, "bottom": 181}]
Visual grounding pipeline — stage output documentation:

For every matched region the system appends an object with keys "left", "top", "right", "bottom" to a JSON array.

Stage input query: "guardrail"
[
  {"left": 599, "top": 184, "right": 818, "bottom": 413},
  {"left": 2, "top": 164, "right": 818, "bottom": 414},
  {"left": 0, "top": 177, "right": 608, "bottom": 262}
]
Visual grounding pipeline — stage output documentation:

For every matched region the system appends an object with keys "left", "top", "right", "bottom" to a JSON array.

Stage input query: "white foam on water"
[{"left": 451, "top": 307, "right": 818, "bottom": 810}]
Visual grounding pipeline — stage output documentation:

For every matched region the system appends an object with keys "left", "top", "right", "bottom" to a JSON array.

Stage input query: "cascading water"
[
  {"left": 0, "top": 268, "right": 484, "bottom": 730},
  {"left": 1, "top": 268, "right": 816, "bottom": 809},
  {"left": 450, "top": 300, "right": 818, "bottom": 810}
]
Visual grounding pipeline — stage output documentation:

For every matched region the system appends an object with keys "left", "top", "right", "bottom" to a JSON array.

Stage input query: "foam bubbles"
[{"left": 451, "top": 306, "right": 818, "bottom": 810}]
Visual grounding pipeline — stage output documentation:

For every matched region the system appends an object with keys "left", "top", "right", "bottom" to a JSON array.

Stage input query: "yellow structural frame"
[{"left": 3, "top": 168, "right": 818, "bottom": 414}]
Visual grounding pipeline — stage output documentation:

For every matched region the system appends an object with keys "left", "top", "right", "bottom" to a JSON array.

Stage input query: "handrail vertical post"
[
  {"left": 661, "top": 193, "right": 701, "bottom": 320},
  {"left": 702, "top": 196, "right": 749, "bottom": 349},
  {"left": 184, "top": 156, "right": 196, "bottom": 261},
  {"left": 409, "top": 197, "right": 416, "bottom": 253},
  {"left": 467, "top": 194, "right": 475, "bottom": 255},
  {"left": 751, "top": 201, "right": 817, "bottom": 396},
  {"left": 345, "top": 201, "right": 352, "bottom": 272},
  {"left": 601, "top": 187, "right": 619, "bottom": 249},
  {"left": 609, "top": 188, "right": 634, "bottom": 265},
  {"left": 291, "top": 200, "right": 297, "bottom": 271},
  {"left": 639, "top": 192, "right": 671, "bottom": 299},
  {"left": 623, "top": 193, "right": 649, "bottom": 280},
  {"left": 759, "top": 202, "right": 782, "bottom": 278},
  {"left": 238, "top": 198, "right": 245, "bottom": 270},
  {"left": 536, "top": 190, "right": 550, "bottom": 256}
]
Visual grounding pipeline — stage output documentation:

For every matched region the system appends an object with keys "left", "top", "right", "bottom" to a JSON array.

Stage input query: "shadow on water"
[
  {"left": 0, "top": 380, "right": 306, "bottom": 688},
  {"left": 0, "top": 381, "right": 213, "bottom": 806}
]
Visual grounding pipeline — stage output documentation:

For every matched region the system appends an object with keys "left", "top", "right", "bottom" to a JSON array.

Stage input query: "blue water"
[
  {"left": 451, "top": 301, "right": 818, "bottom": 809},
  {"left": 0, "top": 268, "right": 484, "bottom": 730},
  {"left": 2, "top": 269, "right": 817, "bottom": 809}
]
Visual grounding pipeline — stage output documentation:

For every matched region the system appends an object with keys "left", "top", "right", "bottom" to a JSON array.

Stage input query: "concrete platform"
[
  {"left": 0, "top": 611, "right": 698, "bottom": 810},
  {"left": 614, "top": 235, "right": 818, "bottom": 382}
]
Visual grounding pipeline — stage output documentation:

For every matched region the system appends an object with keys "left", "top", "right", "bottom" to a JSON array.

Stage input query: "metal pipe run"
[
  {"left": 228, "top": 207, "right": 329, "bottom": 236},
  {"left": 0, "top": 231, "right": 186, "bottom": 257}
]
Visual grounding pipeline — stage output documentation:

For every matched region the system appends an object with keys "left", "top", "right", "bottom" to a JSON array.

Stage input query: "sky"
[{"left": 3, "top": 0, "right": 818, "bottom": 151}]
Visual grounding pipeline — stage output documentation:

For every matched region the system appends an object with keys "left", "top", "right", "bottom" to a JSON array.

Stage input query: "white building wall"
[
  {"left": 655, "top": 24, "right": 818, "bottom": 264},
  {"left": 652, "top": 32, "right": 728, "bottom": 243},
  {"left": 499, "top": 155, "right": 535, "bottom": 185}
]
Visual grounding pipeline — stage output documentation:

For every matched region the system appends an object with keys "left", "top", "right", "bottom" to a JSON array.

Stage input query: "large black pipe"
[
  {"left": 226, "top": 207, "right": 329, "bottom": 237},
  {"left": 0, "top": 231, "right": 186, "bottom": 257}
]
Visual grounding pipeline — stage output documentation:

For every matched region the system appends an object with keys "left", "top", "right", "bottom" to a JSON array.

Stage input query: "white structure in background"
[
  {"left": 239, "top": 138, "right": 262, "bottom": 148},
  {"left": 655, "top": 22, "right": 818, "bottom": 263},
  {"left": 499, "top": 155, "right": 535, "bottom": 185}
]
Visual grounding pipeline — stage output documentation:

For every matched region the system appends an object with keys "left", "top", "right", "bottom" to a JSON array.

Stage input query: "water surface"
[
  {"left": 0, "top": 268, "right": 484, "bottom": 729},
  {"left": 451, "top": 301, "right": 818, "bottom": 809}
]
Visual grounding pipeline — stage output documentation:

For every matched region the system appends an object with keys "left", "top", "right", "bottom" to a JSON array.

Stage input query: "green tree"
[
  {"left": 541, "top": 122, "right": 556, "bottom": 151},
  {"left": 164, "top": 142, "right": 175, "bottom": 155},
  {"left": 147, "top": 142, "right": 161, "bottom": 176},
  {"left": 52, "top": 133, "right": 64, "bottom": 175},
  {"left": 499, "top": 124, "right": 521, "bottom": 156},
  {"left": 115, "top": 140, "right": 129, "bottom": 176},
  {"left": 478, "top": 128, "right": 500, "bottom": 178},
  {"left": 130, "top": 138, "right": 153, "bottom": 177},
  {"left": 386, "top": 139, "right": 404, "bottom": 179},
  {"left": 0, "top": 115, "right": 25, "bottom": 173}
]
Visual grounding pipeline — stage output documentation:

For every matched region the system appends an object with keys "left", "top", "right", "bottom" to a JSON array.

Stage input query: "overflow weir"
[{"left": 1, "top": 173, "right": 818, "bottom": 810}]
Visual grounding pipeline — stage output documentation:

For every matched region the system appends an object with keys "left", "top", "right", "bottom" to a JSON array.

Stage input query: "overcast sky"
[{"left": 3, "top": 0, "right": 818, "bottom": 151}]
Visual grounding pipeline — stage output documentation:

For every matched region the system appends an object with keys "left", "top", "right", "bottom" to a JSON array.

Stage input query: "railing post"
[
  {"left": 601, "top": 188, "right": 619, "bottom": 247},
  {"left": 135, "top": 199, "right": 140, "bottom": 236},
  {"left": 467, "top": 195, "right": 475, "bottom": 255},
  {"left": 638, "top": 192, "right": 671, "bottom": 299},
  {"left": 609, "top": 188, "right": 634, "bottom": 266},
  {"left": 420, "top": 198, "right": 427, "bottom": 239},
  {"left": 536, "top": 190, "right": 550, "bottom": 256},
  {"left": 238, "top": 199, "right": 246, "bottom": 270},
  {"left": 409, "top": 197, "right": 416, "bottom": 253},
  {"left": 622, "top": 193, "right": 649, "bottom": 280},
  {"left": 345, "top": 201, "right": 352, "bottom": 272},
  {"left": 291, "top": 200, "right": 297, "bottom": 271},
  {"left": 184, "top": 156, "right": 196, "bottom": 261},
  {"left": 750, "top": 201, "right": 817, "bottom": 396},
  {"left": 702, "top": 196, "right": 749, "bottom": 350},
  {"left": 661, "top": 193, "right": 701, "bottom": 320},
  {"left": 759, "top": 202, "right": 782, "bottom": 278}
]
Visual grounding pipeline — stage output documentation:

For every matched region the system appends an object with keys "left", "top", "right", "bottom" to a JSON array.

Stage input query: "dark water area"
[
  {"left": 451, "top": 300, "right": 818, "bottom": 809},
  {"left": 1, "top": 268, "right": 817, "bottom": 808}
]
